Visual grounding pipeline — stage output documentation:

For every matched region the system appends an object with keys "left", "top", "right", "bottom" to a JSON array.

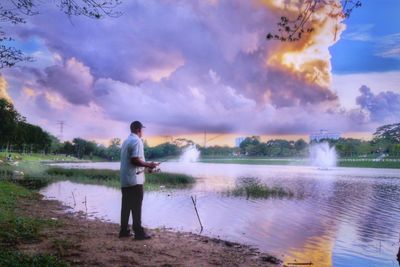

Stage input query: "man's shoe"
[
  {"left": 119, "top": 229, "right": 133, "bottom": 238},
  {"left": 134, "top": 232, "right": 151, "bottom": 240}
]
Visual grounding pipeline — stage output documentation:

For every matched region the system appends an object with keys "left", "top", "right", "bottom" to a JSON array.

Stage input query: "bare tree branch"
[
  {"left": 0, "top": 0, "right": 122, "bottom": 69},
  {"left": 266, "top": 0, "right": 362, "bottom": 42}
]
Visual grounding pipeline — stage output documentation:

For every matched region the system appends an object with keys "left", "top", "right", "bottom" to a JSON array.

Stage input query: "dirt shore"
[{"left": 15, "top": 194, "right": 282, "bottom": 266}]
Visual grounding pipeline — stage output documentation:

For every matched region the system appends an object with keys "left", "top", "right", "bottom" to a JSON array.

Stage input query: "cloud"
[
  {"left": 375, "top": 33, "right": 400, "bottom": 59},
  {"left": 356, "top": 85, "right": 400, "bottom": 123},
  {"left": 0, "top": 76, "right": 13, "bottom": 103},
  {"left": 2, "top": 0, "right": 387, "bottom": 139},
  {"left": 11, "top": 0, "right": 344, "bottom": 107},
  {"left": 342, "top": 24, "right": 374, "bottom": 42},
  {"left": 36, "top": 58, "right": 94, "bottom": 106},
  {"left": 332, "top": 71, "right": 400, "bottom": 109}
]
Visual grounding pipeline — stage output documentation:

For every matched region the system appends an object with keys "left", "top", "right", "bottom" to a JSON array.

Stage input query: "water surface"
[{"left": 42, "top": 162, "right": 400, "bottom": 266}]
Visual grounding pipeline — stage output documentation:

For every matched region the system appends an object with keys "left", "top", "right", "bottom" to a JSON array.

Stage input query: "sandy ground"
[{"left": 15, "top": 194, "right": 282, "bottom": 266}]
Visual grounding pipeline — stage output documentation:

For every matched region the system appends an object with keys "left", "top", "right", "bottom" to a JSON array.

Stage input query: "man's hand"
[{"left": 147, "top": 162, "right": 159, "bottom": 169}]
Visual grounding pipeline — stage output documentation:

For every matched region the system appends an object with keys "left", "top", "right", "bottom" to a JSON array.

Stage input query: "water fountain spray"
[{"left": 309, "top": 142, "right": 337, "bottom": 169}]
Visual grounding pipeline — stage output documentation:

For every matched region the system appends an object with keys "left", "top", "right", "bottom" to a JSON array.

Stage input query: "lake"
[{"left": 41, "top": 162, "right": 400, "bottom": 266}]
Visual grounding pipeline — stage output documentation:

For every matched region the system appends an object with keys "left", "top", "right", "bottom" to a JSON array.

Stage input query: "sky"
[{"left": 0, "top": 0, "right": 399, "bottom": 146}]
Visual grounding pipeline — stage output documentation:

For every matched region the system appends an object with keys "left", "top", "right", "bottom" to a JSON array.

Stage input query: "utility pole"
[{"left": 56, "top": 121, "right": 65, "bottom": 141}]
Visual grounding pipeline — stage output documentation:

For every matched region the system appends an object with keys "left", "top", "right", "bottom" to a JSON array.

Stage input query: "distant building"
[
  {"left": 235, "top": 137, "right": 246, "bottom": 147},
  {"left": 310, "top": 130, "right": 341, "bottom": 142}
]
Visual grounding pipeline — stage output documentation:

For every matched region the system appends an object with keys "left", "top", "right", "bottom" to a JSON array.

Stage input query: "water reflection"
[{"left": 43, "top": 162, "right": 400, "bottom": 266}]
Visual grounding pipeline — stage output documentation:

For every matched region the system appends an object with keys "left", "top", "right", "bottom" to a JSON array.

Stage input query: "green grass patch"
[
  {"left": 0, "top": 162, "right": 52, "bottom": 190},
  {"left": 146, "top": 172, "right": 195, "bottom": 185},
  {"left": 0, "top": 250, "right": 68, "bottom": 267},
  {"left": 0, "top": 181, "right": 32, "bottom": 217},
  {"left": 45, "top": 167, "right": 195, "bottom": 189},
  {"left": 225, "top": 177, "right": 294, "bottom": 199},
  {"left": 0, "top": 152, "right": 77, "bottom": 162},
  {"left": 47, "top": 167, "right": 118, "bottom": 180},
  {"left": 0, "top": 182, "right": 51, "bottom": 247},
  {"left": 201, "top": 157, "right": 400, "bottom": 169},
  {"left": 1, "top": 161, "right": 196, "bottom": 191},
  {"left": 338, "top": 160, "right": 400, "bottom": 169}
]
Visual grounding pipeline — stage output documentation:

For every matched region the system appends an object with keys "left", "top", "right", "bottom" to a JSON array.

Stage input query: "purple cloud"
[
  {"left": 356, "top": 85, "right": 400, "bottom": 123},
  {"left": 2, "top": 0, "right": 383, "bottom": 139},
  {"left": 37, "top": 58, "right": 94, "bottom": 105}
]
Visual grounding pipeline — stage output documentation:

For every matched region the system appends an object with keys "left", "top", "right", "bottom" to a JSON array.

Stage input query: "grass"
[
  {"left": 225, "top": 177, "right": 294, "bottom": 199},
  {"left": 0, "top": 182, "right": 43, "bottom": 245},
  {"left": 0, "top": 152, "right": 78, "bottom": 162},
  {"left": 0, "top": 181, "right": 67, "bottom": 266},
  {"left": 0, "top": 160, "right": 196, "bottom": 191},
  {"left": 200, "top": 157, "right": 400, "bottom": 169},
  {"left": 45, "top": 167, "right": 195, "bottom": 189},
  {"left": 0, "top": 250, "right": 68, "bottom": 267},
  {"left": 0, "top": 181, "right": 64, "bottom": 245},
  {"left": 0, "top": 161, "right": 52, "bottom": 190},
  {"left": 338, "top": 160, "right": 400, "bottom": 169}
]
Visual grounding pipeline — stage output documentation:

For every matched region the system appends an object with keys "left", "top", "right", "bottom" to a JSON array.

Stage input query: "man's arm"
[{"left": 131, "top": 157, "right": 158, "bottom": 169}]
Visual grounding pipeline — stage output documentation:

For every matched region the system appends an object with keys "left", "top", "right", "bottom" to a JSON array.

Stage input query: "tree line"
[
  {"left": 1, "top": 97, "right": 399, "bottom": 159},
  {"left": 0, "top": 98, "right": 52, "bottom": 153},
  {"left": 222, "top": 123, "right": 400, "bottom": 158}
]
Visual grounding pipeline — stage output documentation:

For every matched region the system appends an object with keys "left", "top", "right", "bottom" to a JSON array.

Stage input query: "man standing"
[{"left": 119, "top": 121, "right": 158, "bottom": 239}]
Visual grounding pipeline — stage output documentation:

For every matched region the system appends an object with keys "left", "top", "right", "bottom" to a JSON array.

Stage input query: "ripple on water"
[{"left": 44, "top": 162, "right": 400, "bottom": 266}]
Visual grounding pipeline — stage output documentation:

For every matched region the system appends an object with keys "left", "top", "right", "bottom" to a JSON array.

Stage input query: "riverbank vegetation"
[
  {"left": 200, "top": 157, "right": 400, "bottom": 168},
  {"left": 0, "top": 160, "right": 195, "bottom": 191},
  {"left": 1, "top": 97, "right": 399, "bottom": 167},
  {"left": 0, "top": 182, "right": 67, "bottom": 266},
  {"left": 0, "top": 180, "right": 276, "bottom": 266},
  {"left": 225, "top": 178, "right": 294, "bottom": 199},
  {"left": 46, "top": 167, "right": 195, "bottom": 189}
]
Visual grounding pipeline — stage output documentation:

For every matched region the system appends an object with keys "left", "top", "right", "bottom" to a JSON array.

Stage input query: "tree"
[
  {"left": 13, "top": 121, "right": 52, "bottom": 152},
  {"left": 72, "top": 138, "right": 87, "bottom": 158},
  {"left": 145, "top": 142, "right": 181, "bottom": 160},
  {"left": 49, "top": 134, "right": 62, "bottom": 153},
  {"left": 373, "top": 123, "right": 400, "bottom": 144},
  {"left": 0, "top": 98, "right": 22, "bottom": 148},
  {"left": 266, "top": 0, "right": 362, "bottom": 42},
  {"left": 0, "top": 98, "right": 54, "bottom": 153},
  {"left": 239, "top": 136, "right": 260, "bottom": 154},
  {"left": 62, "top": 141, "right": 75, "bottom": 156},
  {"left": 294, "top": 139, "right": 308, "bottom": 152},
  {"left": 0, "top": 0, "right": 121, "bottom": 68},
  {"left": 107, "top": 138, "right": 121, "bottom": 160}
]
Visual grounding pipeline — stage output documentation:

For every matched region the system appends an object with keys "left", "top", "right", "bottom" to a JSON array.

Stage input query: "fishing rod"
[{"left": 135, "top": 158, "right": 171, "bottom": 175}]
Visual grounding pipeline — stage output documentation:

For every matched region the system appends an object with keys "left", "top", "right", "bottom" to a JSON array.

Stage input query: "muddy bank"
[{"left": 15, "top": 193, "right": 282, "bottom": 266}]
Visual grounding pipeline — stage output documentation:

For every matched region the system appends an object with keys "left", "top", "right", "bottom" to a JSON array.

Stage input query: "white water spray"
[
  {"left": 179, "top": 145, "right": 200, "bottom": 163},
  {"left": 309, "top": 142, "right": 337, "bottom": 169}
]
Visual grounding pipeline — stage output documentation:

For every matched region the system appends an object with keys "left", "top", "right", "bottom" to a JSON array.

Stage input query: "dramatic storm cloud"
[{"left": 2, "top": 0, "right": 394, "bottom": 140}]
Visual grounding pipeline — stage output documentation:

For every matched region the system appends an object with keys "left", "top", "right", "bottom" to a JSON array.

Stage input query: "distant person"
[{"left": 119, "top": 121, "right": 158, "bottom": 240}]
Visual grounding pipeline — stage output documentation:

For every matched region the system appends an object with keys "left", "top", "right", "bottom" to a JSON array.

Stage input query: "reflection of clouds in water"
[
  {"left": 43, "top": 163, "right": 400, "bottom": 266},
  {"left": 356, "top": 183, "right": 400, "bottom": 242},
  {"left": 285, "top": 235, "right": 334, "bottom": 267}
]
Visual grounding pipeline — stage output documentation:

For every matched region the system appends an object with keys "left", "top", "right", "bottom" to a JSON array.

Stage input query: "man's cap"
[{"left": 130, "top": 121, "right": 145, "bottom": 130}]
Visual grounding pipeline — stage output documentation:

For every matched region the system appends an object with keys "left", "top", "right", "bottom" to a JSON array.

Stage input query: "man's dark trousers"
[{"left": 120, "top": 185, "right": 144, "bottom": 234}]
